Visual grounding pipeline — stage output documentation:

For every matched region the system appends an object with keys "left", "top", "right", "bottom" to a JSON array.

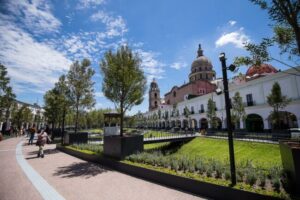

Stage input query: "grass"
[
  {"left": 172, "top": 138, "right": 281, "bottom": 169},
  {"left": 144, "top": 142, "right": 170, "bottom": 150}
]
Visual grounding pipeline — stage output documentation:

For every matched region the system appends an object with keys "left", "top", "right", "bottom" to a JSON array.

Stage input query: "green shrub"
[
  {"left": 246, "top": 171, "right": 257, "bottom": 186},
  {"left": 272, "top": 178, "right": 281, "bottom": 192},
  {"left": 171, "top": 159, "right": 179, "bottom": 171},
  {"left": 224, "top": 170, "right": 231, "bottom": 181},
  {"left": 206, "top": 167, "right": 213, "bottom": 178},
  {"left": 259, "top": 174, "right": 266, "bottom": 188}
]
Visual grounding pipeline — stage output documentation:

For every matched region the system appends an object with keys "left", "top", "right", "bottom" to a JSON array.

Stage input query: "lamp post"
[{"left": 219, "top": 52, "right": 236, "bottom": 186}]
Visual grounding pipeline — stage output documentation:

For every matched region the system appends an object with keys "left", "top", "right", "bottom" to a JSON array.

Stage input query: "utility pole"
[{"left": 219, "top": 52, "right": 236, "bottom": 186}]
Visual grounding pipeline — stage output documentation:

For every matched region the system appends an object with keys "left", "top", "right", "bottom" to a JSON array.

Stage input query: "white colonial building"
[{"left": 138, "top": 48, "right": 300, "bottom": 132}]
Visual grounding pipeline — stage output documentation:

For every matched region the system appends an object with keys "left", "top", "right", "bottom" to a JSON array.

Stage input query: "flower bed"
[{"left": 125, "top": 150, "right": 289, "bottom": 199}]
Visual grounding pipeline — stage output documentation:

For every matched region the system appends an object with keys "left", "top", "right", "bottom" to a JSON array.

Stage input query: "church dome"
[
  {"left": 246, "top": 63, "right": 278, "bottom": 77},
  {"left": 189, "top": 44, "right": 215, "bottom": 82}
]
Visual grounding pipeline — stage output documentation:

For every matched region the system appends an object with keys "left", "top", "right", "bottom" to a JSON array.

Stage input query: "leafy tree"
[
  {"left": 267, "top": 82, "right": 291, "bottom": 129},
  {"left": 11, "top": 104, "right": 33, "bottom": 129},
  {"left": 54, "top": 75, "right": 71, "bottom": 142},
  {"left": 0, "top": 64, "right": 16, "bottom": 122},
  {"left": 231, "top": 92, "right": 246, "bottom": 129},
  {"left": 235, "top": 0, "right": 300, "bottom": 67},
  {"left": 250, "top": 0, "right": 300, "bottom": 56},
  {"left": 67, "top": 59, "right": 95, "bottom": 134},
  {"left": 100, "top": 45, "right": 146, "bottom": 136},
  {"left": 44, "top": 89, "right": 60, "bottom": 130},
  {"left": 207, "top": 98, "right": 217, "bottom": 129}
]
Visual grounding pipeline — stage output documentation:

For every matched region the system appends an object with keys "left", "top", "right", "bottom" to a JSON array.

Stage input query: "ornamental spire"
[{"left": 197, "top": 44, "right": 203, "bottom": 57}]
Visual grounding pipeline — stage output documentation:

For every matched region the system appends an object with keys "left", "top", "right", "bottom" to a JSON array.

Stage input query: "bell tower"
[{"left": 149, "top": 78, "right": 161, "bottom": 111}]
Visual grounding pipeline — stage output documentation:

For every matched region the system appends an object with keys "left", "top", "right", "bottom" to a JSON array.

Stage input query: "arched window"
[
  {"left": 154, "top": 93, "right": 157, "bottom": 98},
  {"left": 154, "top": 101, "right": 158, "bottom": 107},
  {"left": 173, "top": 91, "right": 176, "bottom": 97}
]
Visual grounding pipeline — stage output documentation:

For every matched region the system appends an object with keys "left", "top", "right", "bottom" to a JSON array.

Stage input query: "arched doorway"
[
  {"left": 183, "top": 119, "right": 189, "bottom": 128},
  {"left": 268, "top": 111, "right": 298, "bottom": 129},
  {"left": 245, "top": 114, "right": 264, "bottom": 132},
  {"left": 176, "top": 120, "right": 181, "bottom": 128},
  {"left": 171, "top": 120, "right": 175, "bottom": 128},
  {"left": 200, "top": 118, "right": 208, "bottom": 130}
]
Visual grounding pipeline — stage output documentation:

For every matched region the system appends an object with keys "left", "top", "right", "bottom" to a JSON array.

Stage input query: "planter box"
[
  {"left": 103, "top": 135, "right": 143, "bottom": 159},
  {"left": 57, "top": 146, "right": 281, "bottom": 200},
  {"left": 279, "top": 140, "right": 300, "bottom": 195},
  {"left": 64, "top": 132, "right": 88, "bottom": 145}
]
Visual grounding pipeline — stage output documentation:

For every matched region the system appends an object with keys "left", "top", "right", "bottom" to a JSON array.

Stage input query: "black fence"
[{"left": 206, "top": 130, "right": 291, "bottom": 142}]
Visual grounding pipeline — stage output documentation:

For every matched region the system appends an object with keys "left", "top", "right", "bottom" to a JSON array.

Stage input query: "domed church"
[{"left": 149, "top": 44, "right": 217, "bottom": 110}]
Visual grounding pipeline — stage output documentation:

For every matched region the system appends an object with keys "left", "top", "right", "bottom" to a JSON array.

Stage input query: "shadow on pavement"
[
  {"left": 27, "top": 148, "right": 60, "bottom": 156},
  {"left": 53, "top": 162, "right": 109, "bottom": 179}
]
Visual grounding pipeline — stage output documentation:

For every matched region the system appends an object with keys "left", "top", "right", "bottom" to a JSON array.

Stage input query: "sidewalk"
[{"left": 0, "top": 137, "right": 208, "bottom": 200}]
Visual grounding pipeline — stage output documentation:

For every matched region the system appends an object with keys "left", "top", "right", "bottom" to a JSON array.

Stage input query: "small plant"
[
  {"left": 272, "top": 178, "right": 281, "bottom": 192},
  {"left": 246, "top": 171, "right": 257, "bottom": 186},
  {"left": 236, "top": 169, "right": 244, "bottom": 182},
  {"left": 171, "top": 159, "right": 179, "bottom": 171},
  {"left": 206, "top": 167, "right": 213, "bottom": 178},
  {"left": 258, "top": 174, "right": 266, "bottom": 188},
  {"left": 224, "top": 170, "right": 231, "bottom": 181},
  {"left": 188, "top": 165, "right": 195, "bottom": 173}
]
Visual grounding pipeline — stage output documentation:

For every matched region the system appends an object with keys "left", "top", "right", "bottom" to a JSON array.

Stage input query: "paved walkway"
[{"left": 0, "top": 137, "right": 208, "bottom": 200}]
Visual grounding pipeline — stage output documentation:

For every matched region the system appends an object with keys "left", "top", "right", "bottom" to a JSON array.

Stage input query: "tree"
[
  {"left": 250, "top": 0, "right": 300, "bottom": 56},
  {"left": 231, "top": 92, "right": 246, "bottom": 129},
  {"left": 44, "top": 89, "right": 60, "bottom": 130},
  {"left": 0, "top": 64, "right": 16, "bottom": 122},
  {"left": 100, "top": 45, "right": 147, "bottom": 136},
  {"left": 67, "top": 59, "right": 95, "bottom": 134},
  {"left": 11, "top": 104, "right": 33, "bottom": 129},
  {"left": 267, "top": 82, "right": 291, "bottom": 129},
  {"left": 54, "top": 75, "right": 71, "bottom": 142},
  {"left": 207, "top": 98, "right": 217, "bottom": 129}
]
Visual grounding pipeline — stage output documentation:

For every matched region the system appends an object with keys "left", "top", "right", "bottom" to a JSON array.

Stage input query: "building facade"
[{"left": 138, "top": 46, "right": 300, "bottom": 131}]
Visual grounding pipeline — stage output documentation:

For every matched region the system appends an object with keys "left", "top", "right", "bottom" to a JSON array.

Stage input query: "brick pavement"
[{"left": 0, "top": 137, "right": 208, "bottom": 200}]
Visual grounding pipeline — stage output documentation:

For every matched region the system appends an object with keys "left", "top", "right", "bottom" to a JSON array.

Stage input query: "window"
[
  {"left": 200, "top": 104, "right": 204, "bottom": 113},
  {"left": 246, "top": 94, "right": 253, "bottom": 106},
  {"left": 200, "top": 74, "right": 202, "bottom": 79},
  {"left": 173, "top": 91, "right": 176, "bottom": 97},
  {"left": 191, "top": 106, "right": 194, "bottom": 114},
  {"left": 154, "top": 93, "right": 157, "bottom": 98},
  {"left": 155, "top": 101, "right": 158, "bottom": 107}
]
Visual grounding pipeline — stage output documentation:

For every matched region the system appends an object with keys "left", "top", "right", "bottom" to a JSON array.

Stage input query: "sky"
[{"left": 0, "top": 0, "right": 296, "bottom": 115}]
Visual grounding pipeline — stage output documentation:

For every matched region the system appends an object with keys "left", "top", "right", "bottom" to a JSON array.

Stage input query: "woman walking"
[{"left": 37, "top": 129, "right": 51, "bottom": 158}]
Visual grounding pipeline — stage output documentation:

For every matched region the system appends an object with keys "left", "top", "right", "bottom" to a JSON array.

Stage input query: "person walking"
[
  {"left": 37, "top": 129, "right": 51, "bottom": 158},
  {"left": 28, "top": 124, "right": 36, "bottom": 145}
]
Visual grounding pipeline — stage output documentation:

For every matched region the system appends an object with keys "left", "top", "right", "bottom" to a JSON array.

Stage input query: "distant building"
[
  {"left": 0, "top": 100, "right": 45, "bottom": 131},
  {"left": 139, "top": 44, "right": 300, "bottom": 131}
]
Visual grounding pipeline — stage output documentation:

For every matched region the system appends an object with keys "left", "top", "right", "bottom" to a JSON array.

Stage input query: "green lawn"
[
  {"left": 172, "top": 137, "right": 281, "bottom": 169},
  {"left": 144, "top": 142, "right": 170, "bottom": 150}
]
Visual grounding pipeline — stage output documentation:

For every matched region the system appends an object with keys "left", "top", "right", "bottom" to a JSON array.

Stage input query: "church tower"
[{"left": 149, "top": 78, "right": 161, "bottom": 111}]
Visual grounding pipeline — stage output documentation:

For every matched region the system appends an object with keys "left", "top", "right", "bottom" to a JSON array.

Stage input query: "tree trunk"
[
  {"left": 294, "top": 26, "right": 300, "bottom": 55},
  {"left": 61, "top": 108, "right": 66, "bottom": 145},
  {"left": 120, "top": 102, "right": 124, "bottom": 137},
  {"left": 75, "top": 104, "right": 79, "bottom": 134}
]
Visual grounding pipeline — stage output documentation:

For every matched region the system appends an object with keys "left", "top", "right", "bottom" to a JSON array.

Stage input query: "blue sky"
[{"left": 0, "top": 0, "right": 296, "bottom": 115}]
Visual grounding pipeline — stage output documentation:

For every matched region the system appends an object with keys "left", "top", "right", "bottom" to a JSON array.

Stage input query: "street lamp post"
[{"left": 219, "top": 52, "right": 237, "bottom": 186}]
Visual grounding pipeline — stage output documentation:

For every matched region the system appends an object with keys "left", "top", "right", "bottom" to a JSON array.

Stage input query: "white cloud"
[
  {"left": 91, "top": 11, "right": 128, "bottom": 37},
  {"left": 215, "top": 28, "right": 250, "bottom": 48},
  {"left": 228, "top": 20, "right": 236, "bottom": 26},
  {"left": 77, "top": 0, "right": 105, "bottom": 9},
  {"left": 3, "top": 0, "right": 61, "bottom": 34},
  {"left": 134, "top": 49, "right": 166, "bottom": 82},
  {"left": 95, "top": 92, "right": 104, "bottom": 98},
  {"left": 170, "top": 62, "right": 188, "bottom": 70},
  {"left": 0, "top": 22, "right": 72, "bottom": 94}
]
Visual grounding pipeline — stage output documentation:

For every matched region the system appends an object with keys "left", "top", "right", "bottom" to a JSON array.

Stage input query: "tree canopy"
[{"left": 100, "top": 45, "right": 147, "bottom": 136}]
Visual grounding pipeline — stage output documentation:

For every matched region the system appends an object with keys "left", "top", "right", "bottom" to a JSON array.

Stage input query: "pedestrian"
[
  {"left": 36, "top": 129, "right": 51, "bottom": 158},
  {"left": 28, "top": 124, "right": 36, "bottom": 145}
]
